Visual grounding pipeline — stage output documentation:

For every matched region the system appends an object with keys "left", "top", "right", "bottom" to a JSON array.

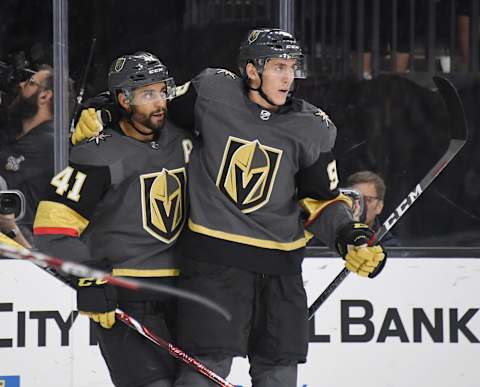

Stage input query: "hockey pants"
[{"left": 173, "top": 355, "right": 297, "bottom": 387}]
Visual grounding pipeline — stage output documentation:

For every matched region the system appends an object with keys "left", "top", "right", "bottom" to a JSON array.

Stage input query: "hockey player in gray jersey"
[
  {"left": 72, "top": 29, "right": 386, "bottom": 387},
  {"left": 33, "top": 52, "right": 192, "bottom": 387},
  {"left": 169, "top": 28, "right": 386, "bottom": 387}
]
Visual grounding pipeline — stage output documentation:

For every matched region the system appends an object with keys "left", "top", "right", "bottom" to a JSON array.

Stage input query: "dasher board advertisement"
[{"left": 0, "top": 257, "right": 479, "bottom": 387}]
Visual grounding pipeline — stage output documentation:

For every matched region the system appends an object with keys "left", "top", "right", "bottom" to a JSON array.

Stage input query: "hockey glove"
[
  {"left": 76, "top": 277, "right": 117, "bottom": 329},
  {"left": 335, "top": 222, "right": 386, "bottom": 278},
  {"left": 71, "top": 108, "right": 103, "bottom": 145},
  {"left": 71, "top": 92, "right": 114, "bottom": 145}
]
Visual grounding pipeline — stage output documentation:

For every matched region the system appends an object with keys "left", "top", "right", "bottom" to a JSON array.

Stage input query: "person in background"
[
  {"left": 0, "top": 65, "right": 54, "bottom": 241},
  {"left": 456, "top": 0, "right": 477, "bottom": 71},
  {"left": 347, "top": 170, "right": 401, "bottom": 246}
]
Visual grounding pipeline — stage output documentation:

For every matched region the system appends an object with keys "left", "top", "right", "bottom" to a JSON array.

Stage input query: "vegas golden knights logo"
[
  {"left": 248, "top": 30, "right": 261, "bottom": 44},
  {"left": 216, "top": 136, "right": 282, "bottom": 213},
  {"left": 140, "top": 168, "right": 187, "bottom": 243},
  {"left": 114, "top": 57, "right": 126, "bottom": 72}
]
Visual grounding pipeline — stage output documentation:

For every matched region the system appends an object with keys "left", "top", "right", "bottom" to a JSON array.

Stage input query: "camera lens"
[{"left": 0, "top": 193, "right": 20, "bottom": 215}]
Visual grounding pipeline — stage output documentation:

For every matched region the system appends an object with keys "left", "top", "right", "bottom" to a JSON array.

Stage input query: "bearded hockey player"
[
  {"left": 33, "top": 52, "right": 192, "bottom": 387},
  {"left": 72, "top": 29, "right": 386, "bottom": 387}
]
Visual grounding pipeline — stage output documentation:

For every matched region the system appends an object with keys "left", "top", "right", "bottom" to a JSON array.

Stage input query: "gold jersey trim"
[
  {"left": 304, "top": 229, "right": 314, "bottom": 243},
  {"left": 112, "top": 268, "right": 180, "bottom": 277},
  {"left": 33, "top": 201, "right": 89, "bottom": 235},
  {"left": 301, "top": 194, "right": 353, "bottom": 226},
  {"left": 188, "top": 219, "right": 306, "bottom": 251}
]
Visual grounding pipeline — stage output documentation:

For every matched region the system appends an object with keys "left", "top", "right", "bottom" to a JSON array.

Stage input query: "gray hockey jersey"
[
  {"left": 180, "top": 68, "right": 352, "bottom": 275},
  {"left": 34, "top": 121, "right": 192, "bottom": 277}
]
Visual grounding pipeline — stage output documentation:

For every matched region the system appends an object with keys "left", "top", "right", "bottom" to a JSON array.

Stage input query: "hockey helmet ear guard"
[
  {"left": 108, "top": 52, "right": 176, "bottom": 105},
  {"left": 238, "top": 28, "right": 307, "bottom": 79}
]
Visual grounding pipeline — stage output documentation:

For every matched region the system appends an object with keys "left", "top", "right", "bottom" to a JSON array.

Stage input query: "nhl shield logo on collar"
[{"left": 260, "top": 109, "right": 271, "bottom": 121}]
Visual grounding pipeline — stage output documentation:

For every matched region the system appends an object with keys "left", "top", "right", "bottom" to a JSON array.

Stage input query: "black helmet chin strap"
[
  {"left": 127, "top": 114, "right": 159, "bottom": 138},
  {"left": 248, "top": 75, "right": 281, "bottom": 108},
  {"left": 246, "top": 61, "right": 297, "bottom": 108}
]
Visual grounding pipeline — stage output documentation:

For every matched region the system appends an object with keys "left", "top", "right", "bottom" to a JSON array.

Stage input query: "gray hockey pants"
[{"left": 173, "top": 355, "right": 297, "bottom": 387}]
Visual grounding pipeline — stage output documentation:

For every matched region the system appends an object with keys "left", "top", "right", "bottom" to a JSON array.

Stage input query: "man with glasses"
[
  {"left": 0, "top": 65, "right": 54, "bottom": 242},
  {"left": 347, "top": 170, "right": 401, "bottom": 246}
]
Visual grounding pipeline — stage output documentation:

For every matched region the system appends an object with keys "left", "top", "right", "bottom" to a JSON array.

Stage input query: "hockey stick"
[
  {"left": 116, "top": 310, "right": 235, "bottom": 387},
  {"left": 308, "top": 76, "right": 468, "bottom": 319},
  {"left": 0, "top": 245, "right": 235, "bottom": 387},
  {"left": 0, "top": 242, "right": 231, "bottom": 321},
  {"left": 36, "top": 265, "right": 235, "bottom": 386}
]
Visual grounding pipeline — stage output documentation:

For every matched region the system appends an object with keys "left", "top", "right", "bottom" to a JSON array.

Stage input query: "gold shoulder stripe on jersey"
[
  {"left": 301, "top": 194, "right": 353, "bottom": 227},
  {"left": 33, "top": 201, "right": 89, "bottom": 236}
]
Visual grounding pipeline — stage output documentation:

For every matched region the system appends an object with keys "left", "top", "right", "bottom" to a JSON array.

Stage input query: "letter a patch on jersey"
[
  {"left": 140, "top": 168, "right": 187, "bottom": 243},
  {"left": 216, "top": 136, "right": 282, "bottom": 213}
]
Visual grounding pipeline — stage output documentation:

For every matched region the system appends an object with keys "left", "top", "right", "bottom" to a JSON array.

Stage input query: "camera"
[
  {"left": 0, "top": 53, "right": 36, "bottom": 129},
  {"left": 0, "top": 190, "right": 26, "bottom": 220},
  {"left": 0, "top": 56, "right": 35, "bottom": 95}
]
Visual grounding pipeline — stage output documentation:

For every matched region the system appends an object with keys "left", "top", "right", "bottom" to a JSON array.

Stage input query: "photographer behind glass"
[{"left": 0, "top": 64, "right": 54, "bottom": 242}]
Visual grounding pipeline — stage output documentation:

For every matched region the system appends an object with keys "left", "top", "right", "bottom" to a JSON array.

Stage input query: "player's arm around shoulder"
[{"left": 71, "top": 92, "right": 115, "bottom": 145}]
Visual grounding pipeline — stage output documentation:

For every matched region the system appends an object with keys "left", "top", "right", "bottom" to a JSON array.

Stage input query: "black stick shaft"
[{"left": 308, "top": 76, "right": 468, "bottom": 319}]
